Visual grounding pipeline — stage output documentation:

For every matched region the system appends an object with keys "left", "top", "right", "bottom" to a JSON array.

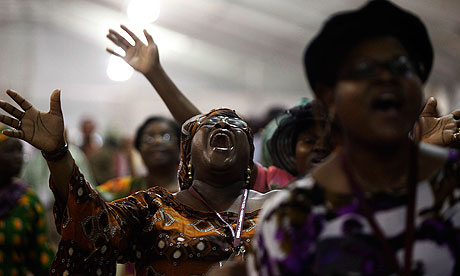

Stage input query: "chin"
[{"left": 208, "top": 158, "right": 234, "bottom": 173}]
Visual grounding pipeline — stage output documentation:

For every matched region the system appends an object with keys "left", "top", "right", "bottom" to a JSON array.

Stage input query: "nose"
[
  {"left": 375, "top": 65, "right": 395, "bottom": 81},
  {"left": 151, "top": 135, "right": 164, "bottom": 144},
  {"left": 312, "top": 132, "right": 333, "bottom": 157},
  {"left": 214, "top": 120, "right": 230, "bottom": 129}
]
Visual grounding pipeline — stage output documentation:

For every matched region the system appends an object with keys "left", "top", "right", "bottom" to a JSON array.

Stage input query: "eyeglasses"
[
  {"left": 141, "top": 133, "right": 174, "bottom": 144},
  {"left": 198, "top": 115, "right": 248, "bottom": 130},
  {"left": 339, "top": 56, "right": 417, "bottom": 80}
]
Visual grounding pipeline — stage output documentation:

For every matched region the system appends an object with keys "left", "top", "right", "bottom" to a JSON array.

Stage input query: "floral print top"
[
  {"left": 49, "top": 165, "right": 259, "bottom": 276},
  {"left": 248, "top": 150, "right": 460, "bottom": 276},
  {"left": 0, "top": 179, "right": 55, "bottom": 276}
]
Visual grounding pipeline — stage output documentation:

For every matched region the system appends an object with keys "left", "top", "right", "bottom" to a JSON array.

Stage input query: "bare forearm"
[
  {"left": 145, "top": 66, "right": 201, "bottom": 125},
  {"left": 47, "top": 151, "right": 74, "bottom": 205}
]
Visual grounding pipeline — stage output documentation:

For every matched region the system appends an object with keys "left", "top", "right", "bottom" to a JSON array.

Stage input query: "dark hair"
[
  {"left": 304, "top": 0, "right": 433, "bottom": 94},
  {"left": 267, "top": 102, "right": 317, "bottom": 176},
  {"left": 134, "top": 116, "right": 181, "bottom": 151}
]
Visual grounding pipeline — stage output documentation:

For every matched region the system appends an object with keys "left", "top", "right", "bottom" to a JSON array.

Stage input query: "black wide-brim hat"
[{"left": 304, "top": 0, "right": 433, "bottom": 94}]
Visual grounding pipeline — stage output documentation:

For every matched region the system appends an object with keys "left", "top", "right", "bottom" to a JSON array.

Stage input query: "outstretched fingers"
[
  {"left": 49, "top": 89, "right": 63, "bottom": 116},
  {"left": 120, "top": 24, "right": 141, "bottom": 44},
  {"left": 421, "top": 97, "right": 438, "bottom": 117},
  {"left": 0, "top": 114, "right": 23, "bottom": 139},
  {"left": 143, "top": 29, "right": 155, "bottom": 45},
  {"left": 451, "top": 109, "right": 460, "bottom": 120},
  {"left": 106, "top": 47, "right": 123, "bottom": 58},
  {"left": 107, "top": 29, "right": 132, "bottom": 50},
  {"left": 0, "top": 100, "right": 24, "bottom": 119},
  {"left": 6, "top": 89, "right": 32, "bottom": 111},
  {"left": 1, "top": 128, "right": 23, "bottom": 139}
]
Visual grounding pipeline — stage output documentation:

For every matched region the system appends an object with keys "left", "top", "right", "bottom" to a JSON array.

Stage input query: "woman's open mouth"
[
  {"left": 210, "top": 130, "right": 233, "bottom": 151},
  {"left": 371, "top": 93, "right": 403, "bottom": 114}
]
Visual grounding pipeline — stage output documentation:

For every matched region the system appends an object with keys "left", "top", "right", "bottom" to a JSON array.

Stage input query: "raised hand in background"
[
  {"left": 106, "top": 25, "right": 201, "bottom": 125},
  {"left": 107, "top": 25, "right": 160, "bottom": 75},
  {"left": 415, "top": 97, "right": 460, "bottom": 146}
]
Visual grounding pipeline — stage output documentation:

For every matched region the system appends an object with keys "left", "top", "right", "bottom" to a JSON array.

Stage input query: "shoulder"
[
  {"left": 250, "top": 176, "right": 324, "bottom": 275},
  {"left": 257, "top": 174, "right": 323, "bottom": 224},
  {"left": 419, "top": 143, "right": 458, "bottom": 181},
  {"left": 98, "top": 176, "right": 134, "bottom": 192},
  {"left": 120, "top": 185, "right": 172, "bottom": 203}
]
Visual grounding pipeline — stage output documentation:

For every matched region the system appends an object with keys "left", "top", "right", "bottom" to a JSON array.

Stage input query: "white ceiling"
[{"left": 0, "top": 0, "right": 459, "bottom": 136}]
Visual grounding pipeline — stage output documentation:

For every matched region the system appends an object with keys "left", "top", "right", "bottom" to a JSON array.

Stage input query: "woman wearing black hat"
[{"left": 249, "top": 1, "right": 460, "bottom": 275}]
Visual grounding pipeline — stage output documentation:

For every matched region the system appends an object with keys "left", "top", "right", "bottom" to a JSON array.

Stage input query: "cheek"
[
  {"left": 235, "top": 133, "right": 251, "bottom": 161},
  {"left": 190, "top": 130, "right": 208, "bottom": 160},
  {"left": 296, "top": 143, "right": 314, "bottom": 160},
  {"left": 405, "top": 79, "right": 423, "bottom": 115},
  {"left": 333, "top": 82, "right": 367, "bottom": 125}
]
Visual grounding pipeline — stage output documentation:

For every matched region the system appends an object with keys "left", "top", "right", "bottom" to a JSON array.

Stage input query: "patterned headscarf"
[
  {"left": 0, "top": 123, "right": 10, "bottom": 143},
  {"left": 178, "top": 108, "right": 254, "bottom": 190}
]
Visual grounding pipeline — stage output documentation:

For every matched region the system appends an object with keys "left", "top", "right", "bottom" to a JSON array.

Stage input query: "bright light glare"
[
  {"left": 127, "top": 0, "right": 160, "bottom": 24},
  {"left": 107, "top": 56, "right": 134, "bottom": 82}
]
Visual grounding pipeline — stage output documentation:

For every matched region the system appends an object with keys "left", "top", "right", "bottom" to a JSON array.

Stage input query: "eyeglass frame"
[
  {"left": 338, "top": 55, "right": 419, "bottom": 80},
  {"left": 197, "top": 115, "right": 249, "bottom": 131}
]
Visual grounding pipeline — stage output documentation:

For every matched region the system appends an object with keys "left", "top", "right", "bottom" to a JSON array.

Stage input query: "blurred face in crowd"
[
  {"left": 81, "top": 119, "right": 96, "bottom": 136},
  {"left": 191, "top": 115, "right": 251, "bottom": 185},
  {"left": 0, "top": 139, "right": 24, "bottom": 179},
  {"left": 328, "top": 36, "right": 423, "bottom": 146},
  {"left": 295, "top": 119, "right": 332, "bottom": 175},
  {"left": 139, "top": 121, "right": 180, "bottom": 169}
]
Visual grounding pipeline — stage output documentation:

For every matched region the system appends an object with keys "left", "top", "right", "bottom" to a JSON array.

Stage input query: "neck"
[
  {"left": 145, "top": 164, "right": 178, "bottom": 192},
  {"left": 342, "top": 137, "right": 414, "bottom": 190},
  {"left": 190, "top": 179, "right": 244, "bottom": 212}
]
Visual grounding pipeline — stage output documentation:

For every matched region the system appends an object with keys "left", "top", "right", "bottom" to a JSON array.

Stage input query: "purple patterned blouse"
[{"left": 248, "top": 149, "right": 460, "bottom": 276}]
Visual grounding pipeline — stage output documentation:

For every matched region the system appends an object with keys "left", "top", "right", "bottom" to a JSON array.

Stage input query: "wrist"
[
  {"left": 42, "top": 143, "right": 69, "bottom": 162},
  {"left": 145, "top": 64, "right": 164, "bottom": 82}
]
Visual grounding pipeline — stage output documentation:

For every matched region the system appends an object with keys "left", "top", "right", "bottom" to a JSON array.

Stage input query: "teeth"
[{"left": 210, "top": 132, "right": 232, "bottom": 150}]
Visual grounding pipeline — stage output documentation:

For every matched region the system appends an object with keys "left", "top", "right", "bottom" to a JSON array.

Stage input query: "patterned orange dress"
[{"left": 49, "top": 165, "right": 259, "bottom": 276}]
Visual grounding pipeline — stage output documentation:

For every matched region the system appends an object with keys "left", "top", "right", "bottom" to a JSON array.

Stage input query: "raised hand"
[
  {"left": 0, "top": 89, "right": 65, "bottom": 152},
  {"left": 106, "top": 25, "right": 160, "bottom": 75},
  {"left": 416, "top": 97, "right": 460, "bottom": 146}
]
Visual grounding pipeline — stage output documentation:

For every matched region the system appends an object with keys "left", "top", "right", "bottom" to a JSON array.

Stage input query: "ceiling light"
[
  {"left": 127, "top": 0, "right": 160, "bottom": 24},
  {"left": 106, "top": 55, "right": 134, "bottom": 81}
]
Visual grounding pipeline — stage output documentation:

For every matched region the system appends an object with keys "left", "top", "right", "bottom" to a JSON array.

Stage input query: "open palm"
[
  {"left": 417, "top": 97, "right": 460, "bottom": 146},
  {"left": 106, "top": 25, "right": 160, "bottom": 75},
  {"left": 0, "top": 89, "right": 65, "bottom": 152}
]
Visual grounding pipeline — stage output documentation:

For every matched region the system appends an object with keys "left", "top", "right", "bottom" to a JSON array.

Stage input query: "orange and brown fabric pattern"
[{"left": 50, "top": 165, "right": 258, "bottom": 276}]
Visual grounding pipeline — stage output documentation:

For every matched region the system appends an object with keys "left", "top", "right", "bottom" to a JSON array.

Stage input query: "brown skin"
[
  {"left": 0, "top": 90, "right": 276, "bottom": 213},
  {"left": 80, "top": 118, "right": 100, "bottom": 158},
  {"left": 106, "top": 25, "right": 201, "bottom": 125},
  {"left": 174, "top": 115, "right": 276, "bottom": 212},
  {"left": 312, "top": 36, "right": 448, "bottom": 195},
  {"left": 415, "top": 97, "right": 460, "bottom": 147},
  {"left": 0, "top": 89, "right": 70, "bottom": 203},
  {"left": 295, "top": 119, "right": 332, "bottom": 175},
  {"left": 139, "top": 121, "right": 180, "bottom": 192},
  {"left": 295, "top": 128, "right": 317, "bottom": 174}
]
